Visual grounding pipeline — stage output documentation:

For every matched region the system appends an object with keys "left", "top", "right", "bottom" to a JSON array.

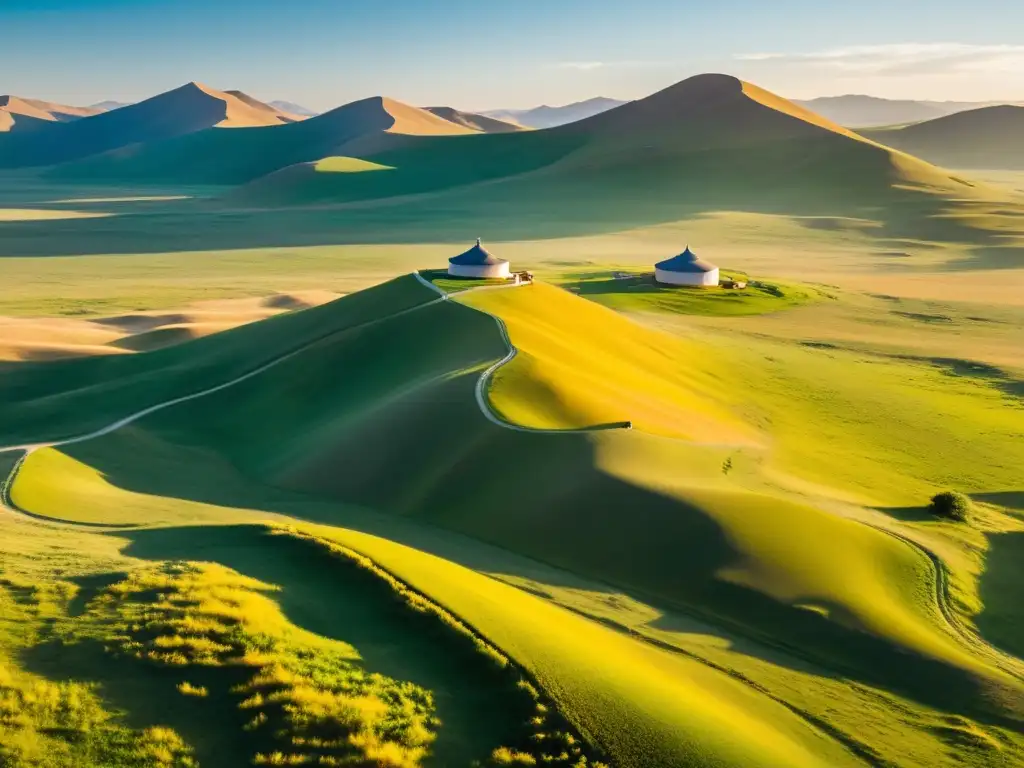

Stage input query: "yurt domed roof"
[
  {"left": 449, "top": 238, "right": 508, "bottom": 266},
  {"left": 655, "top": 246, "right": 717, "bottom": 273}
]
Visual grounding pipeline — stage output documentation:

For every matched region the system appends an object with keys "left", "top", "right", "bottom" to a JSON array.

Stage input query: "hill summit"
[
  {"left": 0, "top": 82, "right": 304, "bottom": 168},
  {"left": 0, "top": 95, "right": 101, "bottom": 132}
]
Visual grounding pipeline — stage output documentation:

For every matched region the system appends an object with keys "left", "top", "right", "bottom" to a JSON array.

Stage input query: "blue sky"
[{"left": 3, "top": 0, "right": 1023, "bottom": 109}]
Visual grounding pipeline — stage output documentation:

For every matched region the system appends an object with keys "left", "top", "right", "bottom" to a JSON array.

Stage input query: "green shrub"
[{"left": 929, "top": 491, "right": 972, "bottom": 522}]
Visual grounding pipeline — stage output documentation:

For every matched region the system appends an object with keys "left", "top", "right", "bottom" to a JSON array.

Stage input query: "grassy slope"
[
  {"left": 0, "top": 275, "right": 436, "bottom": 445},
  {"left": 864, "top": 106, "right": 1024, "bottom": 170},
  {"left": 561, "top": 273, "right": 824, "bottom": 316},
  {"left": 10, "top": 282, "right": 1020, "bottom": 728},
  {"left": 0, "top": 517, "right": 550, "bottom": 767},
  {"left": 457, "top": 282, "right": 758, "bottom": 440}
]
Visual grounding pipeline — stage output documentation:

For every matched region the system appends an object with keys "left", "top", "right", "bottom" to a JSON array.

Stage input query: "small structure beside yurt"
[
  {"left": 654, "top": 246, "right": 719, "bottom": 287},
  {"left": 448, "top": 239, "right": 511, "bottom": 279}
]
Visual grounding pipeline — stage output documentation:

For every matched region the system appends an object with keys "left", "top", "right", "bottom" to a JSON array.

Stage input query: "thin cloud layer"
[{"left": 736, "top": 43, "right": 1024, "bottom": 77}]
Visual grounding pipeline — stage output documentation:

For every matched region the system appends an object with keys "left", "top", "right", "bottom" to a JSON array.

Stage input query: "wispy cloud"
[
  {"left": 735, "top": 43, "right": 1024, "bottom": 77},
  {"left": 553, "top": 60, "right": 663, "bottom": 72},
  {"left": 557, "top": 61, "right": 607, "bottom": 71}
]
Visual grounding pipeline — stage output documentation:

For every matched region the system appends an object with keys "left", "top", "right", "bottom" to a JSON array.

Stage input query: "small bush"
[{"left": 929, "top": 491, "right": 972, "bottom": 522}]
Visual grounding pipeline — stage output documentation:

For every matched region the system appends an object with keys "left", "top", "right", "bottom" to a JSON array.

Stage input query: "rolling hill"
[
  {"left": 424, "top": 106, "right": 524, "bottom": 133},
  {"left": 482, "top": 96, "right": 628, "bottom": 128},
  {"left": 48, "top": 95, "right": 475, "bottom": 185},
  {"left": 225, "top": 90, "right": 307, "bottom": 122},
  {"left": 5, "top": 274, "right": 1023, "bottom": 767},
  {"left": 0, "top": 95, "right": 102, "bottom": 132},
  {"left": 0, "top": 82, "right": 305, "bottom": 168},
  {"left": 791, "top": 95, "right": 1019, "bottom": 128},
  {"left": 230, "top": 73, "right": 996, "bottom": 238},
  {"left": 863, "top": 105, "right": 1024, "bottom": 169}
]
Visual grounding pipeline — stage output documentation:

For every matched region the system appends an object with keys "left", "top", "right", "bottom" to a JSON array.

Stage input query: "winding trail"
[
  {"left": 414, "top": 271, "right": 632, "bottom": 434},
  {"left": 2, "top": 271, "right": 1018, "bottom": 696},
  {"left": 3, "top": 271, "right": 1020, "bottom": 766},
  {"left": 0, "top": 273, "right": 625, "bottom": 524}
]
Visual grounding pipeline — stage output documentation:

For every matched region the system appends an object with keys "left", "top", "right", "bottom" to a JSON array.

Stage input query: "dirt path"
[{"left": 414, "top": 271, "right": 632, "bottom": 433}]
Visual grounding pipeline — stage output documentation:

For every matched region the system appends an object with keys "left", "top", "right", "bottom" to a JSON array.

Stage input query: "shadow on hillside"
[
  {"left": 871, "top": 505, "right": 939, "bottom": 523},
  {"left": 58, "top": 375, "right": 1024, "bottom": 730},
  {"left": 0, "top": 172, "right": 1021, "bottom": 266},
  {"left": 919, "top": 357, "right": 1024, "bottom": 403},
  {"left": 972, "top": 491, "right": 1024, "bottom": 513},
  {"left": 24, "top": 637, "right": 258, "bottom": 768},
  {"left": 33, "top": 295, "right": 1022, "bottom": 728},
  {"left": 117, "top": 525, "right": 524, "bottom": 767},
  {"left": 976, "top": 531, "right": 1024, "bottom": 662}
]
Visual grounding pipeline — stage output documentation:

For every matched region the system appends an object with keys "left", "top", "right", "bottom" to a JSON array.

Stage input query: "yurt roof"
[
  {"left": 655, "top": 246, "right": 717, "bottom": 273},
  {"left": 449, "top": 239, "right": 508, "bottom": 266}
]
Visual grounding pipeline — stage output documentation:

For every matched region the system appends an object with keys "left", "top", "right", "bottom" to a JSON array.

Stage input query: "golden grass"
[
  {"left": 457, "top": 282, "right": 758, "bottom": 443},
  {"left": 314, "top": 157, "right": 394, "bottom": 173},
  {"left": 97, "top": 562, "right": 439, "bottom": 767},
  {"left": 297, "top": 523, "right": 865, "bottom": 768},
  {"left": 0, "top": 582, "right": 198, "bottom": 767}
]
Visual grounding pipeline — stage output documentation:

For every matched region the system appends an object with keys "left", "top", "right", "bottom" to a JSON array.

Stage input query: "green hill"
[
  {"left": 863, "top": 105, "right": 1024, "bottom": 169},
  {"left": 46, "top": 96, "right": 474, "bottom": 185},
  {"left": 8, "top": 277, "right": 1023, "bottom": 747}
]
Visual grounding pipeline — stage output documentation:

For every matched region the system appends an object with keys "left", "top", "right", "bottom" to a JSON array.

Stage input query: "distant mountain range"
[
  {"left": 481, "top": 97, "right": 629, "bottom": 129},
  {"left": 90, "top": 100, "right": 132, "bottom": 112},
  {"left": 268, "top": 100, "right": 318, "bottom": 117},
  {"left": 2, "top": 77, "right": 1021, "bottom": 206},
  {"left": 480, "top": 93, "right": 1024, "bottom": 130}
]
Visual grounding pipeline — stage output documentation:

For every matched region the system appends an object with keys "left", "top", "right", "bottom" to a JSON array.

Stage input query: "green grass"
[
  {"left": 2, "top": 179, "right": 1024, "bottom": 768},
  {"left": 313, "top": 156, "right": 394, "bottom": 173},
  {"left": 0, "top": 567, "right": 198, "bottom": 767},
  {"left": 560, "top": 272, "right": 824, "bottom": 316},
  {"left": 0, "top": 274, "right": 438, "bottom": 445},
  {"left": 0, "top": 516, "right": 592, "bottom": 767},
  {"left": 9, "top": 281, "right": 1022, "bottom": 737},
  {"left": 421, "top": 269, "right": 515, "bottom": 294}
]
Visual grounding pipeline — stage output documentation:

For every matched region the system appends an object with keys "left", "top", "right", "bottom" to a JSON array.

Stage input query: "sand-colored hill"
[
  {"left": 0, "top": 82, "right": 305, "bottom": 167},
  {"left": 0, "top": 291, "right": 339, "bottom": 361},
  {"left": 424, "top": 106, "right": 525, "bottom": 133},
  {"left": 0, "top": 95, "right": 102, "bottom": 132},
  {"left": 232, "top": 72, "right": 984, "bottom": 230},
  {"left": 863, "top": 105, "right": 1024, "bottom": 169},
  {"left": 50, "top": 95, "right": 475, "bottom": 185},
  {"left": 225, "top": 90, "right": 306, "bottom": 123}
]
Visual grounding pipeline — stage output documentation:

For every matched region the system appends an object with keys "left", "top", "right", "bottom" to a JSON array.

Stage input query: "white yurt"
[
  {"left": 654, "top": 246, "right": 719, "bottom": 287},
  {"left": 448, "top": 239, "right": 511, "bottom": 279}
]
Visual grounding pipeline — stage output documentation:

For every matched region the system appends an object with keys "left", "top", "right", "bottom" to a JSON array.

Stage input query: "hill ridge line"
[
  {"left": 413, "top": 271, "right": 633, "bottom": 434},
  {"left": 0, "top": 291, "right": 447, "bottom": 527}
]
